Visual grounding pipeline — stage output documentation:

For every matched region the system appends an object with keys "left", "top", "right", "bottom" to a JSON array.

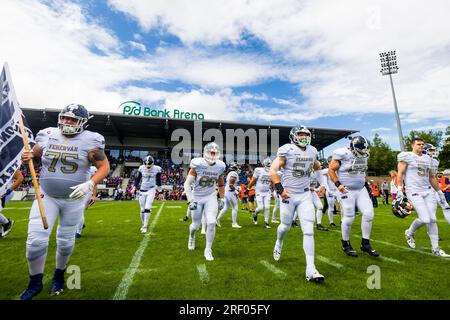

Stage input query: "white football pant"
[
  {"left": 326, "top": 190, "right": 337, "bottom": 224},
  {"left": 337, "top": 187, "right": 374, "bottom": 241},
  {"left": 276, "top": 191, "right": 317, "bottom": 275},
  {"left": 26, "top": 190, "right": 83, "bottom": 275},
  {"left": 255, "top": 192, "right": 271, "bottom": 223},
  {"left": 272, "top": 192, "right": 280, "bottom": 221},
  {"left": 139, "top": 188, "right": 156, "bottom": 228},
  {"left": 311, "top": 192, "right": 324, "bottom": 224},
  {"left": 189, "top": 194, "right": 218, "bottom": 251}
]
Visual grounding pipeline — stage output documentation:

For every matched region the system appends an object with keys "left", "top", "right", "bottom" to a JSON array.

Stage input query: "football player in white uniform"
[
  {"left": 271, "top": 189, "right": 280, "bottom": 224},
  {"left": 249, "top": 158, "right": 273, "bottom": 229},
  {"left": 400, "top": 138, "right": 450, "bottom": 257},
  {"left": 424, "top": 144, "right": 450, "bottom": 223},
  {"left": 135, "top": 155, "right": 162, "bottom": 233},
  {"left": 183, "top": 142, "right": 226, "bottom": 261},
  {"left": 309, "top": 175, "right": 327, "bottom": 231},
  {"left": 216, "top": 162, "right": 241, "bottom": 228},
  {"left": 329, "top": 136, "right": 379, "bottom": 257},
  {"left": 19, "top": 104, "right": 110, "bottom": 300},
  {"left": 75, "top": 165, "right": 97, "bottom": 238},
  {"left": 320, "top": 159, "right": 338, "bottom": 228},
  {"left": 0, "top": 169, "right": 24, "bottom": 238},
  {"left": 270, "top": 125, "right": 327, "bottom": 282}
]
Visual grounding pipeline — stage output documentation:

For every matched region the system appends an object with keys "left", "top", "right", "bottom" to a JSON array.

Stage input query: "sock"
[
  {"left": 277, "top": 223, "right": 290, "bottom": 245},
  {"left": 189, "top": 223, "right": 197, "bottom": 238},
  {"left": 264, "top": 208, "right": 269, "bottom": 224},
  {"left": 303, "top": 234, "right": 316, "bottom": 274},
  {"left": 56, "top": 252, "right": 71, "bottom": 270},
  {"left": 217, "top": 206, "right": 227, "bottom": 222},
  {"left": 28, "top": 254, "right": 47, "bottom": 276},
  {"left": 426, "top": 222, "right": 439, "bottom": 249},
  {"left": 205, "top": 223, "right": 215, "bottom": 250},
  {"left": 316, "top": 209, "right": 323, "bottom": 225},
  {"left": 409, "top": 219, "right": 425, "bottom": 236},
  {"left": 143, "top": 210, "right": 151, "bottom": 228},
  {"left": 341, "top": 217, "right": 354, "bottom": 241},
  {"left": 0, "top": 213, "right": 8, "bottom": 224},
  {"left": 328, "top": 207, "right": 334, "bottom": 224},
  {"left": 231, "top": 209, "right": 238, "bottom": 225},
  {"left": 140, "top": 211, "right": 145, "bottom": 225},
  {"left": 361, "top": 216, "right": 373, "bottom": 239}
]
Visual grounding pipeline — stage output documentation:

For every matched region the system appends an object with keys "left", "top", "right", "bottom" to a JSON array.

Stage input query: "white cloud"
[
  {"left": 109, "top": 0, "right": 450, "bottom": 122},
  {"left": 370, "top": 127, "right": 392, "bottom": 132},
  {"left": 128, "top": 40, "right": 147, "bottom": 52}
]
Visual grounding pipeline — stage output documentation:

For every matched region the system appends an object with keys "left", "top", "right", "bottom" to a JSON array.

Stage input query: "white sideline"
[
  {"left": 113, "top": 203, "right": 165, "bottom": 300},
  {"left": 379, "top": 256, "right": 403, "bottom": 264},
  {"left": 317, "top": 255, "right": 345, "bottom": 269},
  {"left": 197, "top": 264, "right": 209, "bottom": 284},
  {"left": 260, "top": 260, "right": 287, "bottom": 278}
]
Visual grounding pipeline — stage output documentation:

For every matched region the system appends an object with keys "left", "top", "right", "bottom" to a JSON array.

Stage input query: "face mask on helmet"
[
  {"left": 229, "top": 162, "right": 239, "bottom": 172},
  {"left": 204, "top": 143, "right": 220, "bottom": 165},
  {"left": 58, "top": 104, "right": 89, "bottom": 135},
  {"left": 263, "top": 158, "right": 272, "bottom": 170},
  {"left": 144, "top": 156, "right": 154, "bottom": 169},
  {"left": 350, "top": 136, "right": 370, "bottom": 158},
  {"left": 290, "top": 126, "right": 311, "bottom": 148}
]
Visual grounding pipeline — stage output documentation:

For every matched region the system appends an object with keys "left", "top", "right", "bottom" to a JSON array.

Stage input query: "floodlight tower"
[{"left": 380, "top": 50, "right": 405, "bottom": 151}]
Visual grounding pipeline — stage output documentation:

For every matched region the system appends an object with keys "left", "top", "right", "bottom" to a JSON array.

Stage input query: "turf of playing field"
[{"left": 1, "top": 200, "right": 449, "bottom": 300}]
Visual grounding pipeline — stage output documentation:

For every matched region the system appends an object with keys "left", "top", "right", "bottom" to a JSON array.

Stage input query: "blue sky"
[{"left": 1, "top": 0, "right": 449, "bottom": 156}]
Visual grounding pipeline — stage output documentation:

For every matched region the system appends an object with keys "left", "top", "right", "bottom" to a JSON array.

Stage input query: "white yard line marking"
[
  {"left": 124, "top": 219, "right": 131, "bottom": 223},
  {"left": 329, "top": 230, "right": 438, "bottom": 257},
  {"left": 96, "top": 220, "right": 103, "bottom": 223},
  {"left": 260, "top": 260, "right": 287, "bottom": 278},
  {"left": 3, "top": 207, "right": 31, "bottom": 210},
  {"left": 113, "top": 202, "right": 165, "bottom": 300},
  {"left": 379, "top": 256, "right": 403, "bottom": 264},
  {"left": 317, "top": 255, "right": 345, "bottom": 269},
  {"left": 166, "top": 206, "right": 182, "bottom": 208},
  {"left": 197, "top": 264, "right": 209, "bottom": 284}
]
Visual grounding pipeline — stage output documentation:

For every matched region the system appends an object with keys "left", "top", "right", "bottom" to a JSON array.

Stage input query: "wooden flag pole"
[{"left": 18, "top": 116, "right": 48, "bottom": 229}]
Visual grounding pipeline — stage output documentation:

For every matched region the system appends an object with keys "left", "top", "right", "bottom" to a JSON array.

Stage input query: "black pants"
[{"left": 383, "top": 191, "right": 389, "bottom": 204}]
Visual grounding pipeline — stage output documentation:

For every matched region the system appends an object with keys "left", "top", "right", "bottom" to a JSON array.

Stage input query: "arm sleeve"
[
  {"left": 156, "top": 173, "right": 161, "bottom": 187},
  {"left": 135, "top": 170, "right": 142, "bottom": 187},
  {"left": 184, "top": 174, "right": 195, "bottom": 202}
]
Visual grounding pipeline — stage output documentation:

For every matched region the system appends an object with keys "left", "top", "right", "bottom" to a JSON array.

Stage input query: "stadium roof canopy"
[{"left": 22, "top": 108, "right": 358, "bottom": 152}]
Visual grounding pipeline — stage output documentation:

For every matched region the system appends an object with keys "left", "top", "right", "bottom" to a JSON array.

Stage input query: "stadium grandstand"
[{"left": 16, "top": 108, "right": 357, "bottom": 202}]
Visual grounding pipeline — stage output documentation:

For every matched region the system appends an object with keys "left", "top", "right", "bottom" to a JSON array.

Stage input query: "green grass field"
[{"left": 1, "top": 199, "right": 450, "bottom": 300}]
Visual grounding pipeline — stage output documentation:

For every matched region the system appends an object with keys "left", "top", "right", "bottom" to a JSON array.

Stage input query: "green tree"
[
  {"left": 403, "top": 130, "right": 443, "bottom": 151},
  {"left": 438, "top": 126, "right": 450, "bottom": 169},
  {"left": 368, "top": 134, "right": 398, "bottom": 176}
]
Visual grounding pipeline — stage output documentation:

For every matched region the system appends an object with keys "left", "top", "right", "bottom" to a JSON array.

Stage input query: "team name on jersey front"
[{"left": 190, "top": 158, "right": 226, "bottom": 199}]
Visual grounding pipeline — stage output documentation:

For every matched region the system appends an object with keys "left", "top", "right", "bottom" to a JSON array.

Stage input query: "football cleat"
[
  {"left": 342, "top": 240, "right": 358, "bottom": 257},
  {"left": 360, "top": 241, "right": 379, "bottom": 257},
  {"left": 204, "top": 248, "right": 214, "bottom": 261},
  {"left": 141, "top": 227, "right": 147, "bottom": 234},
  {"left": 0, "top": 219, "right": 14, "bottom": 238},
  {"left": 231, "top": 223, "right": 242, "bottom": 229},
  {"left": 329, "top": 222, "right": 337, "bottom": 227},
  {"left": 271, "top": 219, "right": 280, "bottom": 224},
  {"left": 264, "top": 222, "right": 271, "bottom": 229},
  {"left": 273, "top": 245, "right": 282, "bottom": 261},
  {"left": 19, "top": 274, "right": 43, "bottom": 300},
  {"left": 216, "top": 220, "right": 222, "bottom": 228},
  {"left": 253, "top": 213, "right": 258, "bottom": 225},
  {"left": 404, "top": 229, "right": 416, "bottom": 249},
  {"left": 50, "top": 269, "right": 65, "bottom": 296},
  {"left": 316, "top": 224, "right": 329, "bottom": 231},
  {"left": 292, "top": 221, "right": 299, "bottom": 228},
  {"left": 75, "top": 232, "right": 82, "bottom": 239},
  {"left": 432, "top": 247, "right": 450, "bottom": 258},
  {"left": 306, "top": 270, "right": 325, "bottom": 283},
  {"left": 188, "top": 235, "right": 195, "bottom": 250},
  {"left": 182, "top": 216, "right": 189, "bottom": 222}
]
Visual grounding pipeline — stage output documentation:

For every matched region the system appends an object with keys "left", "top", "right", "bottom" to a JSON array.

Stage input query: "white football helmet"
[
  {"left": 262, "top": 158, "right": 272, "bottom": 170},
  {"left": 203, "top": 142, "right": 220, "bottom": 165},
  {"left": 289, "top": 125, "right": 311, "bottom": 148},
  {"left": 58, "top": 104, "right": 90, "bottom": 135}
]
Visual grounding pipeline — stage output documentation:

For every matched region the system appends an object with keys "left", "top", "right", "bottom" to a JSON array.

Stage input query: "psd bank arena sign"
[{"left": 119, "top": 101, "right": 205, "bottom": 121}]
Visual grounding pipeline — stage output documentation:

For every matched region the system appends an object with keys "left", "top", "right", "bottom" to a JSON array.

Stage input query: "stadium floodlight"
[{"left": 380, "top": 50, "right": 405, "bottom": 151}]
